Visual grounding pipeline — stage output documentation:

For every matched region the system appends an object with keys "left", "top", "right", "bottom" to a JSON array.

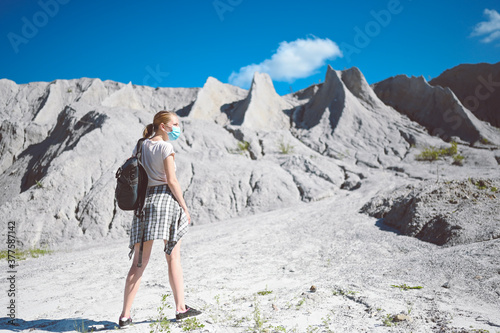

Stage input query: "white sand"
[{"left": 1, "top": 174, "right": 499, "bottom": 333}]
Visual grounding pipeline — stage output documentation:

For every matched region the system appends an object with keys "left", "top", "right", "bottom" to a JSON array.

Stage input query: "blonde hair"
[{"left": 143, "top": 111, "right": 177, "bottom": 138}]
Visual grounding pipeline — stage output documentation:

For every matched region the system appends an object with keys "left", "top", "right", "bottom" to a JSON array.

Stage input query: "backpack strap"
[
  {"left": 135, "top": 138, "right": 146, "bottom": 160},
  {"left": 134, "top": 138, "right": 147, "bottom": 268}
]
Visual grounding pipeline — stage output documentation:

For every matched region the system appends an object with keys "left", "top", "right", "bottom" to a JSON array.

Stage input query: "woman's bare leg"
[
  {"left": 165, "top": 240, "right": 186, "bottom": 312},
  {"left": 121, "top": 240, "right": 154, "bottom": 318}
]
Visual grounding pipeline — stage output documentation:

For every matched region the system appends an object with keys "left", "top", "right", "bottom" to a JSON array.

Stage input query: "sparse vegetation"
[
  {"left": 391, "top": 283, "right": 423, "bottom": 291},
  {"left": 74, "top": 320, "right": 93, "bottom": 333},
  {"left": 406, "top": 301, "right": 413, "bottom": 315},
  {"left": 249, "top": 298, "right": 266, "bottom": 332},
  {"left": 321, "top": 313, "right": 335, "bottom": 333},
  {"left": 416, "top": 146, "right": 440, "bottom": 161},
  {"left": 416, "top": 141, "right": 464, "bottom": 165},
  {"left": 473, "top": 180, "right": 487, "bottom": 190},
  {"left": 237, "top": 140, "right": 250, "bottom": 152},
  {"left": 257, "top": 286, "right": 273, "bottom": 296},
  {"left": 149, "top": 294, "right": 172, "bottom": 333},
  {"left": 468, "top": 178, "right": 498, "bottom": 192},
  {"left": 36, "top": 180, "right": 44, "bottom": 188},
  {"left": 480, "top": 137, "right": 489, "bottom": 144},
  {"left": 306, "top": 325, "right": 320, "bottom": 333},
  {"left": 269, "top": 325, "right": 287, "bottom": 332},
  {"left": 295, "top": 298, "right": 305, "bottom": 309},
  {"left": 442, "top": 141, "right": 458, "bottom": 156},
  {"left": 0, "top": 247, "right": 53, "bottom": 261},
  {"left": 453, "top": 154, "right": 465, "bottom": 166},
  {"left": 228, "top": 140, "right": 251, "bottom": 155},
  {"left": 382, "top": 313, "right": 396, "bottom": 327},
  {"left": 180, "top": 317, "right": 205, "bottom": 331},
  {"left": 277, "top": 138, "right": 294, "bottom": 154}
]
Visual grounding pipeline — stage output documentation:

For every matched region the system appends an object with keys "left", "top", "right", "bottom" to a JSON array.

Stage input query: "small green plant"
[
  {"left": 74, "top": 320, "right": 93, "bottom": 333},
  {"left": 36, "top": 180, "right": 44, "bottom": 188},
  {"left": 270, "top": 325, "right": 287, "bottom": 332},
  {"left": 295, "top": 298, "right": 305, "bottom": 309},
  {"left": 209, "top": 294, "right": 222, "bottom": 323},
  {"left": 470, "top": 179, "right": 488, "bottom": 190},
  {"left": 391, "top": 284, "right": 423, "bottom": 291},
  {"left": 415, "top": 146, "right": 440, "bottom": 161},
  {"left": 382, "top": 314, "right": 395, "bottom": 327},
  {"left": 149, "top": 294, "right": 172, "bottom": 333},
  {"left": 491, "top": 187, "right": 498, "bottom": 192},
  {"left": 257, "top": 286, "right": 273, "bottom": 296},
  {"left": 251, "top": 298, "right": 265, "bottom": 331},
  {"left": 306, "top": 325, "right": 320, "bottom": 333},
  {"left": 237, "top": 140, "right": 250, "bottom": 152},
  {"left": 180, "top": 317, "right": 205, "bottom": 331},
  {"left": 25, "top": 248, "right": 52, "bottom": 259},
  {"left": 1, "top": 248, "right": 53, "bottom": 261},
  {"left": 416, "top": 141, "right": 462, "bottom": 163},
  {"left": 67, "top": 88, "right": 73, "bottom": 93},
  {"left": 277, "top": 138, "right": 294, "bottom": 154},
  {"left": 406, "top": 301, "right": 413, "bottom": 315},
  {"left": 233, "top": 316, "right": 246, "bottom": 327},
  {"left": 480, "top": 137, "right": 489, "bottom": 144},
  {"left": 453, "top": 154, "right": 465, "bottom": 166},
  {"left": 229, "top": 140, "right": 251, "bottom": 155},
  {"left": 321, "top": 314, "right": 334, "bottom": 333},
  {"left": 441, "top": 141, "right": 458, "bottom": 156}
]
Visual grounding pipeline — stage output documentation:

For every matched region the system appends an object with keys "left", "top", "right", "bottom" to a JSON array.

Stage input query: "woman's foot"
[
  {"left": 118, "top": 316, "right": 132, "bottom": 328},
  {"left": 175, "top": 306, "right": 202, "bottom": 320}
]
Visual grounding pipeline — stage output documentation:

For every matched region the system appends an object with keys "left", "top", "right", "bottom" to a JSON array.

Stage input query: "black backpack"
[{"left": 115, "top": 138, "right": 148, "bottom": 215}]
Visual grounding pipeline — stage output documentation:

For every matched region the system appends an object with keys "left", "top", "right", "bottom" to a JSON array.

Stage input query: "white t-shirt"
[{"left": 133, "top": 139, "right": 175, "bottom": 187}]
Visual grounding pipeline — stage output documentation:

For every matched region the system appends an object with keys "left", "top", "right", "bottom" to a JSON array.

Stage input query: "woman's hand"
[
  {"left": 184, "top": 210, "right": 191, "bottom": 225},
  {"left": 164, "top": 155, "right": 191, "bottom": 225}
]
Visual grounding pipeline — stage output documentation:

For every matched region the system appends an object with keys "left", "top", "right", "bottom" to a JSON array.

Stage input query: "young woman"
[{"left": 119, "top": 111, "right": 201, "bottom": 327}]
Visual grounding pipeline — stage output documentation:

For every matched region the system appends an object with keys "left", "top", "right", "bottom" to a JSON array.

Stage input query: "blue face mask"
[{"left": 167, "top": 126, "right": 181, "bottom": 141}]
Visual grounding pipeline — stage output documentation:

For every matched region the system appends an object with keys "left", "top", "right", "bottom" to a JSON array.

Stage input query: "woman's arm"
[{"left": 164, "top": 155, "right": 191, "bottom": 224}]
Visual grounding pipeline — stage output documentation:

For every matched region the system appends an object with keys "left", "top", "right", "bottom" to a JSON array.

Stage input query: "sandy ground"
[{"left": 1, "top": 174, "right": 500, "bottom": 333}]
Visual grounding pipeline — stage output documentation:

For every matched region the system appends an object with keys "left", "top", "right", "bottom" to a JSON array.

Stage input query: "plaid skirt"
[{"left": 129, "top": 184, "right": 189, "bottom": 256}]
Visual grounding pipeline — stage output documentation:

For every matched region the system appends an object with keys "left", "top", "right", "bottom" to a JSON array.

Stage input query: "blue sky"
[{"left": 1, "top": 0, "right": 499, "bottom": 96}]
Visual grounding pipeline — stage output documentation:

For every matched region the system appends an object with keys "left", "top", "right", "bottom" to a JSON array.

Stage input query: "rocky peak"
[{"left": 230, "top": 72, "right": 291, "bottom": 131}]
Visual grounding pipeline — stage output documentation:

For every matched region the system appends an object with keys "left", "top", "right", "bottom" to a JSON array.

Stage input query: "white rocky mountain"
[{"left": 0, "top": 65, "right": 498, "bottom": 250}]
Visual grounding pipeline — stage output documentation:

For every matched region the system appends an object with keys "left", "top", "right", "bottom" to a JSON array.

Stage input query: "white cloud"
[
  {"left": 471, "top": 9, "right": 500, "bottom": 43},
  {"left": 229, "top": 37, "right": 342, "bottom": 88}
]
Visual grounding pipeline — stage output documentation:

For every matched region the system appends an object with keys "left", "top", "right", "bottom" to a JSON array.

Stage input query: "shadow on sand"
[{"left": 0, "top": 317, "right": 131, "bottom": 332}]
